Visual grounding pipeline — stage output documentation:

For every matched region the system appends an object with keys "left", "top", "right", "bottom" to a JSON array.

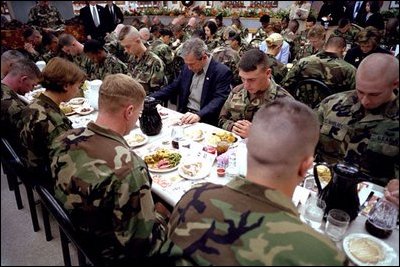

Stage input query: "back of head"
[
  {"left": 139, "top": 27, "right": 150, "bottom": 41},
  {"left": 114, "top": 23, "right": 125, "bottom": 35},
  {"left": 325, "top": 36, "right": 346, "bottom": 50},
  {"left": 7, "top": 58, "right": 42, "bottom": 80},
  {"left": 357, "top": 53, "right": 399, "bottom": 87},
  {"left": 239, "top": 48, "right": 269, "bottom": 72},
  {"left": 159, "top": 28, "right": 173, "bottom": 37},
  {"left": 306, "top": 15, "right": 317, "bottom": 24},
  {"left": 83, "top": 39, "right": 104, "bottom": 54},
  {"left": 42, "top": 32, "right": 57, "bottom": 47},
  {"left": 187, "top": 17, "right": 197, "bottom": 27},
  {"left": 99, "top": 74, "right": 146, "bottom": 113},
  {"left": 180, "top": 38, "right": 207, "bottom": 59},
  {"left": 41, "top": 57, "right": 86, "bottom": 92},
  {"left": 22, "top": 27, "right": 35, "bottom": 40},
  {"left": 247, "top": 99, "right": 319, "bottom": 170},
  {"left": 58, "top": 33, "right": 76, "bottom": 48}
]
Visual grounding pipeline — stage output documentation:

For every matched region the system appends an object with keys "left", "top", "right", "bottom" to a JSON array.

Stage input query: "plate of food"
[
  {"left": 206, "top": 130, "right": 239, "bottom": 147},
  {"left": 184, "top": 128, "right": 204, "bottom": 142},
  {"left": 68, "top": 97, "right": 87, "bottom": 107},
  {"left": 144, "top": 148, "right": 182, "bottom": 173},
  {"left": 343, "top": 233, "right": 398, "bottom": 266},
  {"left": 125, "top": 133, "right": 148, "bottom": 147},
  {"left": 178, "top": 160, "right": 210, "bottom": 180},
  {"left": 59, "top": 103, "right": 76, "bottom": 116},
  {"left": 76, "top": 106, "right": 94, "bottom": 115}
]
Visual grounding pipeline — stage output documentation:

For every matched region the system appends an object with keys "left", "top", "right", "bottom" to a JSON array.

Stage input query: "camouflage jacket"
[
  {"left": 150, "top": 39, "right": 175, "bottom": 83},
  {"left": 127, "top": 49, "right": 166, "bottom": 94},
  {"left": 21, "top": 93, "right": 72, "bottom": 185},
  {"left": 27, "top": 4, "right": 65, "bottom": 31},
  {"left": 218, "top": 79, "right": 293, "bottom": 131},
  {"left": 86, "top": 53, "right": 128, "bottom": 80},
  {"left": 292, "top": 42, "right": 320, "bottom": 63},
  {"left": 157, "top": 178, "right": 345, "bottom": 265},
  {"left": 254, "top": 26, "right": 268, "bottom": 40},
  {"left": 104, "top": 32, "right": 130, "bottom": 63},
  {"left": 282, "top": 51, "right": 356, "bottom": 95},
  {"left": 316, "top": 90, "right": 399, "bottom": 185},
  {"left": 266, "top": 53, "right": 288, "bottom": 85},
  {"left": 1, "top": 83, "right": 27, "bottom": 154},
  {"left": 212, "top": 45, "right": 241, "bottom": 86},
  {"left": 50, "top": 122, "right": 167, "bottom": 263},
  {"left": 330, "top": 27, "right": 360, "bottom": 47},
  {"left": 205, "top": 38, "right": 222, "bottom": 52}
]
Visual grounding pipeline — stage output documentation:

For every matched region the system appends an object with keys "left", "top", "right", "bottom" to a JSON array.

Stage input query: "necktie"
[
  {"left": 92, "top": 6, "right": 100, "bottom": 27},
  {"left": 354, "top": 2, "right": 361, "bottom": 18}
]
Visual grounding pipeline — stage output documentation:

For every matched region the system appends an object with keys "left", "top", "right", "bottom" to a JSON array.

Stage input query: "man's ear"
[
  {"left": 124, "top": 104, "right": 134, "bottom": 120},
  {"left": 298, "top": 155, "right": 314, "bottom": 179}
]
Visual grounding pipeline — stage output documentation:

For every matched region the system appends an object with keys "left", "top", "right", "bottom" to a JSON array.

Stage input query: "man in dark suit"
[
  {"left": 150, "top": 38, "right": 233, "bottom": 126},
  {"left": 79, "top": 1, "right": 107, "bottom": 42},
  {"left": 344, "top": 1, "right": 367, "bottom": 26},
  {"left": 103, "top": 1, "right": 124, "bottom": 33}
]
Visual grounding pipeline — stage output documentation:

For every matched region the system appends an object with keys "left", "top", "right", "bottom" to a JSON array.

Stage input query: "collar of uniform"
[
  {"left": 317, "top": 50, "right": 339, "bottom": 59},
  {"left": 86, "top": 121, "right": 129, "bottom": 147},
  {"left": 247, "top": 77, "right": 280, "bottom": 104},
  {"left": 226, "top": 176, "right": 299, "bottom": 216},
  {"left": 38, "top": 92, "right": 61, "bottom": 111}
]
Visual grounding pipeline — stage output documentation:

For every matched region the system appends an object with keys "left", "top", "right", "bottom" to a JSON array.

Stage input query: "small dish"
[
  {"left": 178, "top": 161, "right": 209, "bottom": 180},
  {"left": 343, "top": 233, "right": 398, "bottom": 266},
  {"left": 125, "top": 133, "right": 148, "bottom": 147},
  {"left": 76, "top": 106, "right": 94, "bottom": 115},
  {"left": 217, "top": 168, "right": 225, "bottom": 177},
  {"left": 68, "top": 97, "right": 86, "bottom": 106}
]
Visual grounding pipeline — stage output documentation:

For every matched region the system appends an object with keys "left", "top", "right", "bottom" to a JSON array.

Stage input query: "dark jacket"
[
  {"left": 150, "top": 59, "right": 233, "bottom": 126},
  {"left": 103, "top": 3, "right": 124, "bottom": 33},
  {"left": 344, "top": 1, "right": 367, "bottom": 26},
  {"left": 344, "top": 45, "right": 391, "bottom": 68},
  {"left": 79, "top": 4, "right": 107, "bottom": 41},
  {"left": 363, "top": 12, "right": 385, "bottom": 30}
]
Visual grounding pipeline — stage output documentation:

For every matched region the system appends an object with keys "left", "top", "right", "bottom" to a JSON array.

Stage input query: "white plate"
[
  {"left": 343, "top": 233, "right": 398, "bottom": 266},
  {"left": 184, "top": 128, "right": 204, "bottom": 142},
  {"left": 68, "top": 97, "right": 87, "bottom": 106},
  {"left": 178, "top": 161, "right": 210, "bottom": 180},
  {"left": 125, "top": 133, "right": 148, "bottom": 147},
  {"left": 206, "top": 131, "right": 239, "bottom": 147},
  {"left": 76, "top": 106, "right": 94, "bottom": 115},
  {"left": 149, "top": 165, "right": 179, "bottom": 173}
]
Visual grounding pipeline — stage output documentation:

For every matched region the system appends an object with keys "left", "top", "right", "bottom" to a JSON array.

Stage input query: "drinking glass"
[
  {"left": 302, "top": 195, "right": 326, "bottom": 232},
  {"left": 365, "top": 198, "right": 398, "bottom": 239},
  {"left": 216, "top": 141, "right": 230, "bottom": 156},
  {"left": 325, "top": 209, "right": 350, "bottom": 242}
]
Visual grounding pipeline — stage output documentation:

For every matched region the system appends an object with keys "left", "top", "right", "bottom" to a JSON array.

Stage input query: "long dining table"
[{"left": 23, "top": 90, "right": 399, "bottom": 265}]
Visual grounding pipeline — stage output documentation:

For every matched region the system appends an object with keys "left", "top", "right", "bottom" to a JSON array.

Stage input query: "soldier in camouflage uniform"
[
  {"left": 254, "top": 14, "right": 270, "bottom": 40},
  {"left": 157, "top": 99, "right": 345, "bottom": 266},
  {"left": 50, "top": 74, "right": 168, "bottom": 264},
  {"left": 119, "top": 25, "right": 166, "bottom": 94},
  {"left": 104, "top": 24, "right": 130, "bottom": 63},
  {"left": 282, "top": 36, "right": 356, "bottom": 107},
  {"left": 27, "top": 1, "right": 65, "bottom": 32},
  {"left": 149, "top": 29, "right": 175, "bottom": 84},
  {"left": 83, "top": 39, "right": 127, "bottom": 80},
  {"left": 330, "top": 18, "right": 360, "bottom": 48},
  {"left": 1, "top": 59, "right": 41, "bottom": 155},
  {"left": 292, "top": 24, "right": 326, "bottom": 63},
  {"left": 21, "top": 57, "right": 86, "bottom": 187},
  {"left": 316, "top": 54, "right": 399, "bottom": 186},
  {"left": 58, "top": 33, "right": 91, "bottom": 76},
  {"left": 20, "top": 28, "right": 46, "bottom": 62},
  {"left": 219, "top": 49, "right": 292, "bottom": 138}
]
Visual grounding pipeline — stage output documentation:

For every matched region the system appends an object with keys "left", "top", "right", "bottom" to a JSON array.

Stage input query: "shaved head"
[
  {"left": 247, "top": 99, "right": 319, "bottom": 181},
  {"left": 356, "top": 53, "right": 399, "bottom": 109}
]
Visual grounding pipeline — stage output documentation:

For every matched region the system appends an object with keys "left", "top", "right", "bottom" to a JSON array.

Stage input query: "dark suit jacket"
[
  {"left": 344, "top": 1, "right": 367, "bottom": 26},
  {"left": 150, "top": 59, "right": 233, "bottom": 126},
  {"left": 363, "top": 13, "right": 385, "bottom": 30},
  {"left": 103, "top": 3, "right": 124, "bottom": 33},
  {"left": 79, "top": 4, "right": 107, "bottom": 41}
]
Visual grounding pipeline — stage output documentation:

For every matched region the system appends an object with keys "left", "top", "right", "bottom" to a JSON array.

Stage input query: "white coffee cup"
[{"left": 84, "top": 80, "right": 102, "bottom": 110}]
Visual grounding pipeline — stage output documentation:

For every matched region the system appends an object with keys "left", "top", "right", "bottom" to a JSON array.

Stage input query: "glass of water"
[
  {"left": 302, "top": 195, "right": 326, "bottom": 232},
  {"left": 325, "top": 209, "right": 350, "bottom": 242}
]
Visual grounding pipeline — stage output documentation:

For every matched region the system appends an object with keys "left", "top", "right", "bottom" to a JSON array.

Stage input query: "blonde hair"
[
  {"left": 99, "top": 74, "right": 145, "bottom": 113},
  {"left": 307, "top": 25, "right": 326, "bottom": 39},
  {"left": 41, "top": 57, "right": 86, "bottom": 92}
]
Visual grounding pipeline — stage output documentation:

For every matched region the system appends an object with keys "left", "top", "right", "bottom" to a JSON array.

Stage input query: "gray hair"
[
  {"left": 8, "top": 58, "right": 42, "bottom": 80},
  {"left": 180, "top": 38, "right": 208, "bottom": 60}
]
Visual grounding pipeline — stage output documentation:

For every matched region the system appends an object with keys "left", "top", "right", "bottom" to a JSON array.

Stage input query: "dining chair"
[
  {"left": 292, "top": 78, "right": 334, "bottom": 109},
  {"left": 0, "top": 137, "right": 53, "bottom": 241},
  {"left": 249, "top": 38, "right": 263, "bottom": 49}
]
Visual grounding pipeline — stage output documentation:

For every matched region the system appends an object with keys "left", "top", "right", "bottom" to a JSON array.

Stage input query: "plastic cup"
[
  {"left": 325, "top": 209, "right": 350, "bottom": 242},
  {"left": 216, "top": 141, "right": 229, "bottom": 156}
]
